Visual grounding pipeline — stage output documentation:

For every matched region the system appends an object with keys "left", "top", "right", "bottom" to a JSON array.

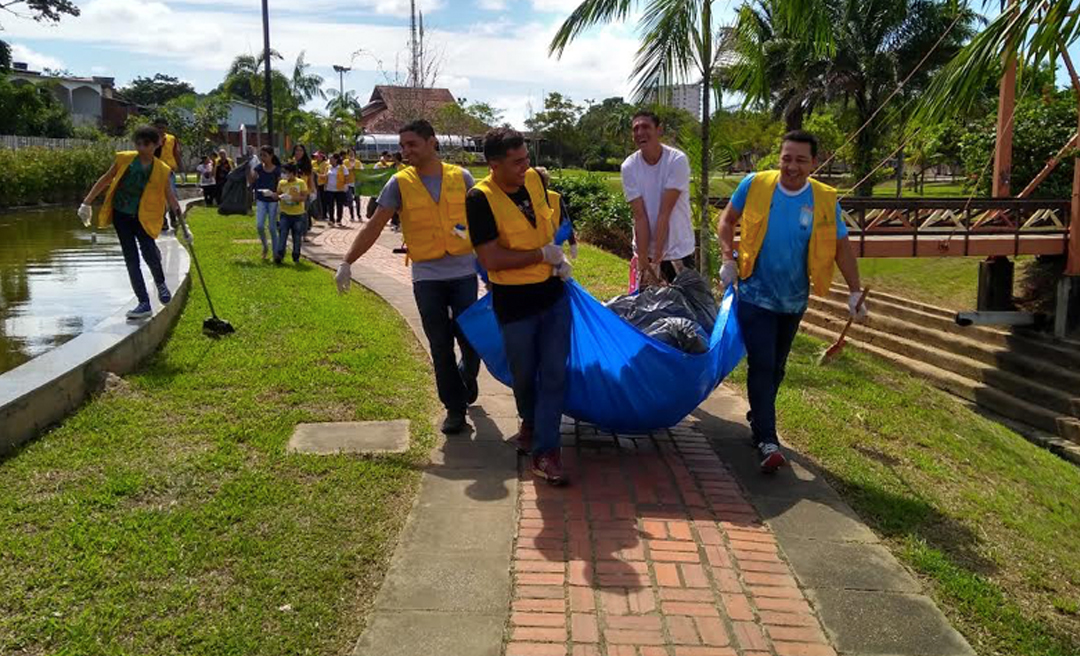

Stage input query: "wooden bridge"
[{"left": 715, "top": 197, "right": 1074, "bottom": 260}]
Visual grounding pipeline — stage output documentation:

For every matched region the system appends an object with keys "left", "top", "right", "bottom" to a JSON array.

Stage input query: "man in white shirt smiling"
[{"left": 621, "top": 110, "right": 695, "bottom": 286}]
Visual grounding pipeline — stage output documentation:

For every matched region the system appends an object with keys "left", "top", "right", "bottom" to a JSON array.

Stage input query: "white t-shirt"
[{"left": 621, "top": 144, "right": 694, "bottom": 262}]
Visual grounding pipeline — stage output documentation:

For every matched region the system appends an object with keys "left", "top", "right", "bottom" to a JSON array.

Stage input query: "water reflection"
[{"left": 0, "top": 208, "right": 137, "bottom": 373}]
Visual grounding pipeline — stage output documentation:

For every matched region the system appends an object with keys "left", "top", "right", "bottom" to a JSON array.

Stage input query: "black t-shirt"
[{"left": 467, "top": 184, "right": 564, "bottom": 325}]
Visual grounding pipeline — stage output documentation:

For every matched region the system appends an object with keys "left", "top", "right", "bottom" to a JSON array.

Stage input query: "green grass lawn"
[
  {"left": 0, "top": 208, "right": 437, "bottom": 656},
  {"left": 573, "top": 246, "right": 1080, "bottom": 656}
]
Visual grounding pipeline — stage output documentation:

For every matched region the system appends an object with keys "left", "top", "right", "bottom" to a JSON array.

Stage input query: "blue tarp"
[{"left": 456, "top": 282, "right": 746, "bottom": 433}]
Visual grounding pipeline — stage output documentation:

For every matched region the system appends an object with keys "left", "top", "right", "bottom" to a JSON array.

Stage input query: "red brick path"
[{"left": 506, "top": 423, "right": 837, "bottom": 656}]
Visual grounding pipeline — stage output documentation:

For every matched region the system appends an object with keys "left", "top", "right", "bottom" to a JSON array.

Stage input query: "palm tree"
[
  {"left": 724, "top": 0, "right": 976, "bottom": 195},
  {"left": 325, "top": 89, "right": 362, "bottom": 117},
  {"left": 291, "top": 51, "right": 325, "bottom": 106},
  {"left": 550, "top": 0, "right": 726, "bottom": 263}
]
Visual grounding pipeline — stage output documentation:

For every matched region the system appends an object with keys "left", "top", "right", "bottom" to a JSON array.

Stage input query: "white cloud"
[
  {"left": 530, "top": 0, "right": 582, "bottom": 13},
  {"left": 477, "top": 0, "right": 507, "bottom": 9},
  {"left": 9, "top": 43, "right": 65, "bottom": 71}
]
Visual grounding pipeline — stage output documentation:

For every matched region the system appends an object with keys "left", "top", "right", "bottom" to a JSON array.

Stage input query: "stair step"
[
  {"left": 829, "top": 283, "right": 959, "bottom": 319},
  {"left": 809, "top": 296, "right": 1080, "bottom": 394},
  {"left": 1058, "top": 418, "right": 1080, "bottom": 446},
  {"left": 800, "top": 321, "right": 1063, "bottom": 434},
  {"left": 802, "top": 308, "right": 1079, "bottom": 419}
]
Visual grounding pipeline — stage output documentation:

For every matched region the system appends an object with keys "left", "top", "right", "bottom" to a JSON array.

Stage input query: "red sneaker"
[
  {"left": 759, "top": 443, "right": 786, "bottom": 474},
  {"left": 510, "top": 423, "right": 533, "bottom": 454},
  {"left": 532, "top": 450, "right": 567, "bottom": 486}
]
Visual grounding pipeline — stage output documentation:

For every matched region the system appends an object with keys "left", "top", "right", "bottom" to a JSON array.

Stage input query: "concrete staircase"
[{"left": 801, "top": 285, "right": 1080, "bottom": 465}]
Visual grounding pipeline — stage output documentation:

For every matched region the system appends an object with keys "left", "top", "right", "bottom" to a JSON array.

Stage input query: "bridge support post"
[
  {"left": 1055, "top": 276, "right": 1080, "bottom": 338},
  {"left": 977, "top": 257, "right": 1014, "bottom": 311}
]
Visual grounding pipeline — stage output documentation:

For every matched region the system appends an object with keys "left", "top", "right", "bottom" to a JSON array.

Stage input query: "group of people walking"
[{"left": 80, "top": 109, "right": 869, "bottom": 487}]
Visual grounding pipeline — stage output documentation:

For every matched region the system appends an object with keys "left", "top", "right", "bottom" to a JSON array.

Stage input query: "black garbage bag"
[
  {"left": 604, "top": 269, "right": 718, "bottom": 354},
  {"left": 217, "top": 159, "right": 253, "bottom": 216}
]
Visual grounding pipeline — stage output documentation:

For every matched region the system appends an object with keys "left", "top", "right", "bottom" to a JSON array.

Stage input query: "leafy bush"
[
  {"left": 0, "top": 146, "right": 113, "bottom": 207},
  {"left": 551, "top": 172, "right": 633, "bottom": 258}
]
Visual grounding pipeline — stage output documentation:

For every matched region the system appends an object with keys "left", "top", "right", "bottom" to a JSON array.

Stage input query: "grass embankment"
[
  {"left": 573, "top": 246, "right": 1080, "bottom": 656},
  {"left": 0, "top": 208, "right": 437, "bottom": 656}
]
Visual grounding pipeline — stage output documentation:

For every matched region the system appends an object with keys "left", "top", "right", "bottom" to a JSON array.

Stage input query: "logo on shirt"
[{"left": 799, "top": 206, "right": 813, "bottom": 230}]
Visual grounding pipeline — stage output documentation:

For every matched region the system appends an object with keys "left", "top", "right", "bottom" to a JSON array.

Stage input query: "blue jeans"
[
  {"left": 736, "top": 300, "right": 803, "bottom": 446},
  {"left": 113, "top": 210, "right": 165, "bottom": 305},
  {"left": 256, "top": 200, "right": 279, "bottom": 253},
  {"left": 500, "top": 293, "right": 571, "bottom": 456},
  {"left": 413, "top": 276, "right": 481, "bottom": 412},
  {"left": 276, "top": 214, "right": 304, "bottom": 262}
]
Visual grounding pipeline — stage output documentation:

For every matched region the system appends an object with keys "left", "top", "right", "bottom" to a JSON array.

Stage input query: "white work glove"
[
  {"left": 554, "top": 260, "right": 573, "bottom": 281},
  {"left": 541, "top": 243, "right": 565, "bottom": 266},
  {"left": 308, "top": 193, "right": 317, "bottom": 202},
  {"left": 78, "top": 203, "right": 92, "bottom": 227},
  {"left": 279, "top": 193, "right": 293, "bottom": 204},
  {"left": 719, "top": 259, "right": 738, "bottom": 290},
  {"left": 180, "top": 221, "right": 193, "bottom": 244},
  {"left": 335, "top": 262, "right": 352, "bottom": 294},
  {"left": 569, "top": 243, "right": 578, "bottom": 260},
  {"left": 848, "top": 290, "right": 869, "bottom": 322}
]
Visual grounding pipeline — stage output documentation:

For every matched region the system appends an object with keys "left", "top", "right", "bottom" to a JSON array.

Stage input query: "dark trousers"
[
  {"left": 317, "top": 185, "right": 327, "bottom": 219},
  {"left": 113, "top": 210, "right": 165, "bottom": 305},
  {"left": 500, "top": 294, "right": 572, "bottom": 456},
  {"left": 737, "top": 300, "right": 803, "bottom": 446},
  {"left": 201, "top": 185, "right": 216, "bottom": 206},
  {"left": 276, "top": 214, "right": 304, "bottom": 262},
  {"left": 413, "top": 276, "right": 481, "bottom": 413},
  {"left": 660, "top": 255, "right": 697, "bottom": 283},
  {"left": 328, "top": 191, "right": 346, "bottom": 224}
]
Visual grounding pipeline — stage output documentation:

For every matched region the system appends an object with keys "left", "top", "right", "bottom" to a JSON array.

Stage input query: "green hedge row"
[
  {"left": 550, "top": 172, "right": 634, "bottom": 259},
  {"left": 0, "top": 146, "right": 114, "bottom": 208}
]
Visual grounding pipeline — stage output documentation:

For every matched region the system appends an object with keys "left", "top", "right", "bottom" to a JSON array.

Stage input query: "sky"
[{"left": 3, "top": 0, "right": 1078, "bottom": 130}]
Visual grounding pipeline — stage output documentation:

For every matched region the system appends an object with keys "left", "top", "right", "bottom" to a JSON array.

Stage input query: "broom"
[{"left": 818, "top": 287, "right": 870, "bottom": 366}]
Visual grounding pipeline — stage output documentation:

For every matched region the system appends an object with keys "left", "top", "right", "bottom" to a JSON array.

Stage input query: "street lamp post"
[
  {"left": 261, "top": 0, "right": 273, "bottom": 149},
  {"left": 332, "top": 64, "right": 351, "bottom": 104}
]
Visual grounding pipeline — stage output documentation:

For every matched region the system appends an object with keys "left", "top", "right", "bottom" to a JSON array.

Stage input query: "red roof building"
[{"left": 359, "top": 85, "right": 458, "bottom": 133}]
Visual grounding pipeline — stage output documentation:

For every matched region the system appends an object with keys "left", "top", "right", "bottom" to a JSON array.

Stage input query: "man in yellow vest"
[
  {"left": 79, "top": 125, "right": 186, "bottom": 321},
  {"left": 718, "top": 130, "right": 866, "bottom": 473},
  {"left": 467, "top": 128, "right": 572, "bottom": 486},
  {"left": 334, "top": 120, "right": 481, "bottom": 434},
  {"left": 153, "top": 118, "right": 182, "bottom": 232}
]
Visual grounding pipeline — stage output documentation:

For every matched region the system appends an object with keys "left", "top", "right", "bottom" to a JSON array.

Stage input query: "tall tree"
[
  {"left": 551, "top": 0, "right": 726, "bottom": 261},
  {"left": 118, "top": 74, "right": 195, "bottom": 107},
  {"left": 725, "top": 0, "right": 976, "bottom": 195},
  {"left": 1, "top": 0, "right": 80, "bottom": 74},
  {"left": 525, "top": 91, "right": 583, "bottom": 166},
  {"left": 291, "top": 51, "right": 325, "bottom": 106}
]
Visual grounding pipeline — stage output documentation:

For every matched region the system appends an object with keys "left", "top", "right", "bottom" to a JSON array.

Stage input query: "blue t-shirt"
[{"left": 731, "top": 173, "right": 848, "bottom": 314}]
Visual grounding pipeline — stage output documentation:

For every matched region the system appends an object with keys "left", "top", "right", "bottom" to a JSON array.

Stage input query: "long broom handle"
[
  {"left": 176, "top": 213, "right": 219, "bottom": 320},
  {"left": 836, "top": 287, "right": 870, "bottom": 342}
]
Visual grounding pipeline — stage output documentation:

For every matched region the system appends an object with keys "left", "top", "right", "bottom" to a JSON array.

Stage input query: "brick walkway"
[
  {"left": 303, "top": 219, "right": 973, "bottom": 656},
  {"left": 507, "top": 424, "right": 834, "bottom": 656}
]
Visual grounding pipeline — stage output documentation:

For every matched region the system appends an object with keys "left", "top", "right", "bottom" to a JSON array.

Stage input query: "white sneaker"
[{"left": 758, "top": 442, "right": 786, "bottom": 473}]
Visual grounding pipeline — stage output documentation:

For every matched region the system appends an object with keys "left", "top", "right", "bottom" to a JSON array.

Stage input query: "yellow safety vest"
[
  {"left": 547, "top": 190, "right": 562, "bottom": 224},
  {"left": 473, "top": 168, "right": 556, "bottom": 286},
  {"left": 396, "top": 162, "right": 472, "bottom": 262},
  {"left": 99, "top": 151, "right": 171, "bottom": 238},
  {"left": 344, "top": 158, "right": 358, "bottom": 185},
  {"left": 738, "top": 170, "right": 838, "bottom": 297},
  {"left": 159, "top": 133, "right": 178, "bottom": 170},
  {"left": 316, "top": 160, "right": 329, "bottom": 186},
  {"left": 329, "top": 165, "right": 347, "bottom": 191}
]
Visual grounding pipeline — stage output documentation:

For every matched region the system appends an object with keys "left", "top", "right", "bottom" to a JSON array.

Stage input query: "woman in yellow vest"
[
  {"left": 717, "top": 130, "right": 866, "bottom": 473},
  {"left": 79, "top": 125, "right": 185, "bottom": 321},
  {"left": 334, "top": 120, "right": 481, "bottom": 435},
  {"left": 153, "top": 117, "right": 182, "bottom": 233},
  {"left": 314, "top": 152, "right": 330, "bottom": 221},
  {"left": 466, "top": 128, "right": 572, "bottom": 486}
]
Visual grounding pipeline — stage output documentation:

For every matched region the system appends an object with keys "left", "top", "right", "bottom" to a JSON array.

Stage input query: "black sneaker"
[
  {"left": 441, "top": 409, "right": 467, "bottom": 434},
  {"left": 157, "top": 283, "right": 172, "bottom": 305}
]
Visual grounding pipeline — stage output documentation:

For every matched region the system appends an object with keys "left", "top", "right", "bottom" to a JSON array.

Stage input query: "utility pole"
[
  {"left": 409, "top": 0, "right": 419, "bottom": 88},
  {"left": 261, "top": 0, "right": 273, "bottom": 150}
]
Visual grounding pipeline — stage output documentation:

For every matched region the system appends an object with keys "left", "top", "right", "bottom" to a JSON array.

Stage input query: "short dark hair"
[
  {"left": 133, "top": 125, "right": 160, "bottom": 145},
  {"left": 399, "top": 119, "right": 436, "bottom": 140},
  {"left": 483, "top": 127, "right": 526, "bottom": 161},
  {"left": 632, "top": 110, "right": 661, "bottom": 128},
  {"left": 381, "top": 150, "right": 390, "bottom": 157},
  {"left": 781, "top": 130, "right": 819, "bottom": 158},
  {"left": 283, "top": 162, "right": 297, "bottom": 173}
]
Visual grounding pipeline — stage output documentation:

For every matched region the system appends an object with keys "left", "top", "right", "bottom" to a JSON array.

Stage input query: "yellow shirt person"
[{"left": 277, "top": 176, "right": 309, "bottom": 216}]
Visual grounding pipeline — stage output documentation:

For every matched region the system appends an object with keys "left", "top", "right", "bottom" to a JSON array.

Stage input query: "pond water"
[{"left": 0, "top": 208, "right": 136, "bottom": 374}]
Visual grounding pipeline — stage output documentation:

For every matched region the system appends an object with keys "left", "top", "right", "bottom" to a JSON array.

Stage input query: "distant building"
[
  {"left": 9, "top": 62, "right": 139, "bottom": 132},
  {"left": 648, "top": 83, "right": 703, "bottom": 119},
  {"left": 359, "top": 85, "right": 458, "bottom": 133}
]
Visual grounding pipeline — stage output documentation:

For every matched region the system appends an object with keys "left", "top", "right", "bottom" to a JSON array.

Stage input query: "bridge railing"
[{"left": 710, "top": 197, "right": 1072, "bottom": 258}]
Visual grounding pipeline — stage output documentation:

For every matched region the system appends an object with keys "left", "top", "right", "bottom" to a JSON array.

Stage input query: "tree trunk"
[
  {"left": 895, "top": 146, "right": 904, "bottom": 198},
  {"left": 698, "top": 1, "right": 713, "bottom": 272}
]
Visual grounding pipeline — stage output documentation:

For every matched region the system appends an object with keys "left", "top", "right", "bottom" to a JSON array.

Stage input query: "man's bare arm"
[
  {"left": 835, "top": 237, "right": 862, "bottom": 292},
  {"left": 651, "top": 188, "right": 681, "bottom": 262},
  {"left": 717, "top": 203, "right": 741, "bottom": 261},
  {"left": 630, "top": 197, "right": 650, "bottom": 264},
  {"left": 476, "top": 241, "right": 543, "bottom": 272}
]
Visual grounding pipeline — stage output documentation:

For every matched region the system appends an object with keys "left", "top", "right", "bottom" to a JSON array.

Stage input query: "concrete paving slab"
[
  {"left": 286, "top": 420, "right": 410, "bottom": 455},
  {"left": 416, "top": 466, "right": 515, "bottom": 508},
  {"left": 754, "top": 495, "right": 880, "bottom": 543},
  {"left": 780, "top": 536, "right": 921, "bottom": 593},
  {"left": 400, "top": 504, "right": 516, "bottom": 554},
  {"left": 472, "top": 393, "right": 520, "bottom": 417},
  {"left": 428, "top": 438, "right": 517, "bottom": 469},
  {"left": 468, "top": 413, "right": 521, "bottom": 442},
  {"left": 351, "top": 611, "right": 503, "bottom": 656},
  {"left": 810, "top": 588, "right": 975, "bottom": 656},
  {"left": 376, "top": 550, "right": 511, "bottom": 613}
]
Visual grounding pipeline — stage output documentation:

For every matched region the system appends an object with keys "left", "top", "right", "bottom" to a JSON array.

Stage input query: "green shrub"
[
  {"left": 0, "top": 146, "right": 114, "bottom": 207},
  {"left": 551, "top": 172, "right": 633, "bottom": 258}
]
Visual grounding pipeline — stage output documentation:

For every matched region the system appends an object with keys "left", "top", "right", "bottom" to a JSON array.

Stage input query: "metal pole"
[{"left": 261, "top": 0, "right": 273, "bottom": 150}]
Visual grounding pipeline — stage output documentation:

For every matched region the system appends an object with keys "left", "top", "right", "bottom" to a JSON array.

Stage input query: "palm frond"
[{"left": 549, "top": 0, "right": 636, "bottom": 57}]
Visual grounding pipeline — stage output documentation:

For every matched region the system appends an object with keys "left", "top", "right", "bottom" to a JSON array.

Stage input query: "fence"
[{"left": 0, "top": 135, "right": 130, "bottom": 151}]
